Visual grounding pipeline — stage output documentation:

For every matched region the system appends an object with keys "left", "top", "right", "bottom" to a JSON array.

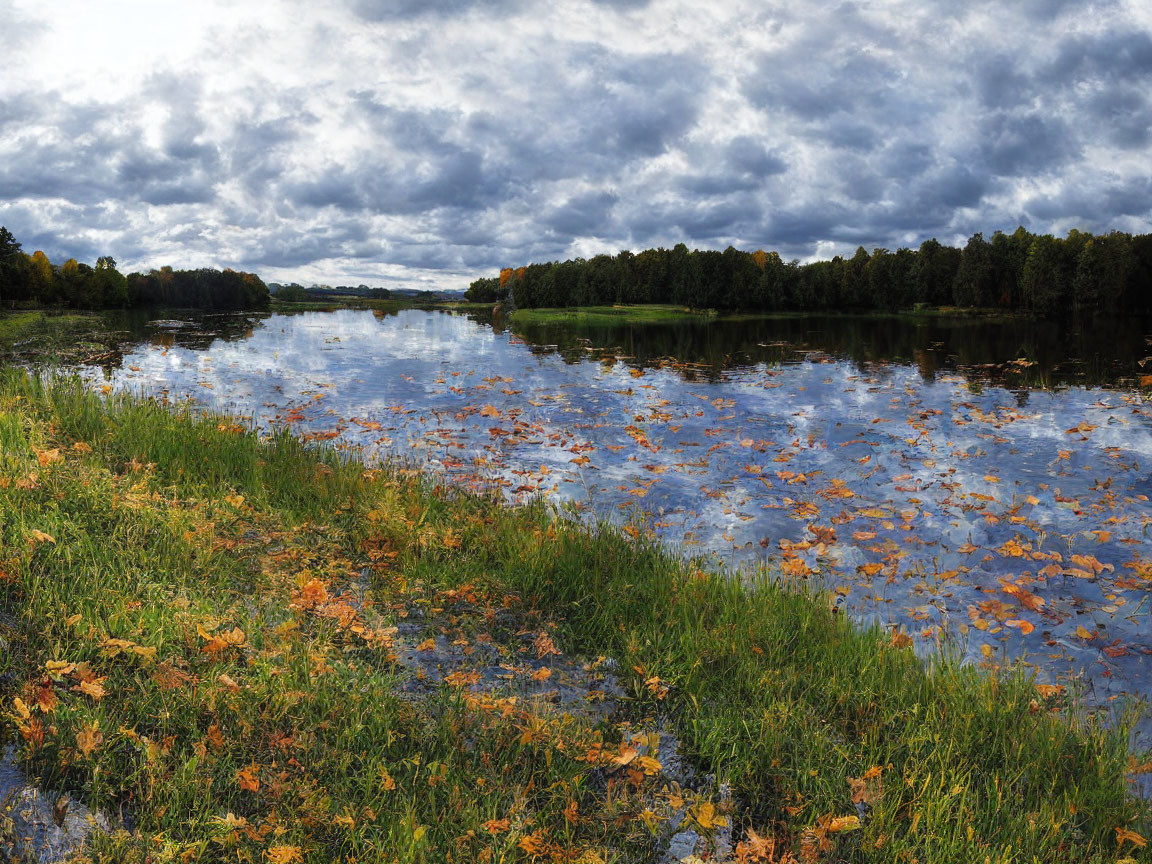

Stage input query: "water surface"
[{"left": 72, "top": 308, "right": 1152, "bottom": 751}]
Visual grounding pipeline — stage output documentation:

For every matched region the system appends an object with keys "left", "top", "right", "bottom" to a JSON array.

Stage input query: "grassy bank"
[
  {"left": 0, "top": 370, "right": 1148, "bottom": 863},
  {"left": 507, "top": 304, "right": 1028, "bottom": 328},
  {"left": 509, "top": 305, "right": 720, "bottom": 327}
]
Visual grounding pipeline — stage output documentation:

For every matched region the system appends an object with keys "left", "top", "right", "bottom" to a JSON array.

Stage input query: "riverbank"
[
  {"left": 507, "top": 304, "right": 1026, "bottom": 328},
  {"left": 0, "top": 369, "right": 1148, "bottom": 863}
]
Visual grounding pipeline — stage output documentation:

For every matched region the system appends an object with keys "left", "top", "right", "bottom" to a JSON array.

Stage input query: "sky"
[{"left": 1, "top": 0, "right": 1150, "bottom": 290}]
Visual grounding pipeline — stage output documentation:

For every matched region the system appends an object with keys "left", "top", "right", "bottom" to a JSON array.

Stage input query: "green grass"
[
  {"left": 509, "top": 305, "right": 721, "bottom": 326},
  {"left": 507, "top": 304, "right": 1029, "bottom": 327},
  {"left": 0, "top": 369, "right": 1148, "bottom": 863}
]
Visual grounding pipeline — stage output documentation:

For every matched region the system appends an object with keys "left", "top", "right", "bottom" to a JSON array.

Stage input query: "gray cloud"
[{"left": 0, "top": 0, "right": 1149, "bottom": 287}]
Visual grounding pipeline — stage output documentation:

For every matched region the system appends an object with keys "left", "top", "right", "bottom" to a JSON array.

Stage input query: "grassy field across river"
[
  {"left": 506, "top": 304, "right": 1026, "bottom": 328},
  {"left": 0, "top": 369, "right": 1149, "bottom": 862}
]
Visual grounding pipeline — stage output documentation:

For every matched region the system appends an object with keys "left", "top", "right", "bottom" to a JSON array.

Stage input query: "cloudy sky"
[{"left": 1, "top": 0, "right": 1150, "bottom": 289}]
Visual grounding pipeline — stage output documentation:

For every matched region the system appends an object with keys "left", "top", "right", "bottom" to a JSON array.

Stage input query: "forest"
[
  {"left": 0, "top": 226, "right": 270, "bottom": 311},
  {"left": 467, "top": 227, "right": 1152, "bottom": 318}
]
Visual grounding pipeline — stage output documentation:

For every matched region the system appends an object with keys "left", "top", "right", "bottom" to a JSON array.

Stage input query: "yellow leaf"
[
  {"left": 378, "top": 767, "right": 397, "bottom": 791},
  {"left": 45, "top": 660, "right": 75, "bottom": 680},
  {"left": 1116, "top": 827, "right": 1147, "bottom": 849},
  {"left": 416, "top": 638, "right": 436, "bottom": 652},
  {"left": 28, "top": 529, "right": 55, "bottom": 545},
  {"left": 1075, "top": 626, "right": 1094, "bottom": 640},
  {"left": 828, "top": 815, "right": 861, "bottom": 833},
  {"left": 224, "top": 494, "right": 245, "bottom": 509},
  {"left": 633, "top": 755, "right": 662, "bottom": 775},
  {"left": 76, "top": 679, "right": 107, "bottom": 701},
  {"left": 265, "top": 846, "right": 303, "bottom": 864},
  {"left": 687, "top": 801, "right": 728, "bottom": 831},
  {"left": 11, "top": 697, "right": 31, "bottom": 720},
  {"left": 76, "top": 722, "right": 103, "bottom": 757}
]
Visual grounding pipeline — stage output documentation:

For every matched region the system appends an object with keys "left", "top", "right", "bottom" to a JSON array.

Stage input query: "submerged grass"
[{"left": 0, "top": 368, "right": 1148, "bottom": 863}]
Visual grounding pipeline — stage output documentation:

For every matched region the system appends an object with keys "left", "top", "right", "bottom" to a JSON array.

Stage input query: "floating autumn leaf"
[{"left": 1005, "top": 619, "right": 1035, "bottom": 636}]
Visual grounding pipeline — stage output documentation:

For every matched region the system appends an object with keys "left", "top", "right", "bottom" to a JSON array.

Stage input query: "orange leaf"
[{"left": 236, "top": 764, "right": 261, "bottom": 792}]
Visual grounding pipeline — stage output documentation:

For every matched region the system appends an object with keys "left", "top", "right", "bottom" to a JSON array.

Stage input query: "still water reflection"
[{"left": 75, "top": 308, "right": 1152, "bottom": 754}]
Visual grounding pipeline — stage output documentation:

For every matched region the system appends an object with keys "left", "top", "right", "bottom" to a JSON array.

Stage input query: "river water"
[{"left": 71, "top": 307, "right": 1152, "bottom": 754}]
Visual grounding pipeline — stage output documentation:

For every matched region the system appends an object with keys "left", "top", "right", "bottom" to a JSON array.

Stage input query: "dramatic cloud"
[{"left": 0, "top": 0, "right": 1149, "bottom": 288}]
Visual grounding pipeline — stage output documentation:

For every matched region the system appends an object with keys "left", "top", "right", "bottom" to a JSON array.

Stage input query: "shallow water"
[{"left": 75, "top": 308, "right": 1152, "bottom": 750}]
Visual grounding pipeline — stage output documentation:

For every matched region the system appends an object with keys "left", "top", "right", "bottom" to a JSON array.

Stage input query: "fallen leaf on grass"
[
  {"left": 1116, "top": 827, "right": 1147, "bottom": 849},
  {"left": 76, "top": 722, "right": 102, "bottom": 757},
  {"left": 236, "top": 764, "right": 260, "bottom": 792}
]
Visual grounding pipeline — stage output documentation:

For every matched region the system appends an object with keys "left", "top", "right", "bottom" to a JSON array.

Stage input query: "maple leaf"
[{"left": 76, "top": 722, "right": 102, "bottom": 757}]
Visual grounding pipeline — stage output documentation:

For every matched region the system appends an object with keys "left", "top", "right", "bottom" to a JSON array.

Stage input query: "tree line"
[
  {"left": 0, "top": 227, "right": 270, "bottom": 311},
  {"left": 467, "top": 227, "right": 1152, "bottom": 318}
]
